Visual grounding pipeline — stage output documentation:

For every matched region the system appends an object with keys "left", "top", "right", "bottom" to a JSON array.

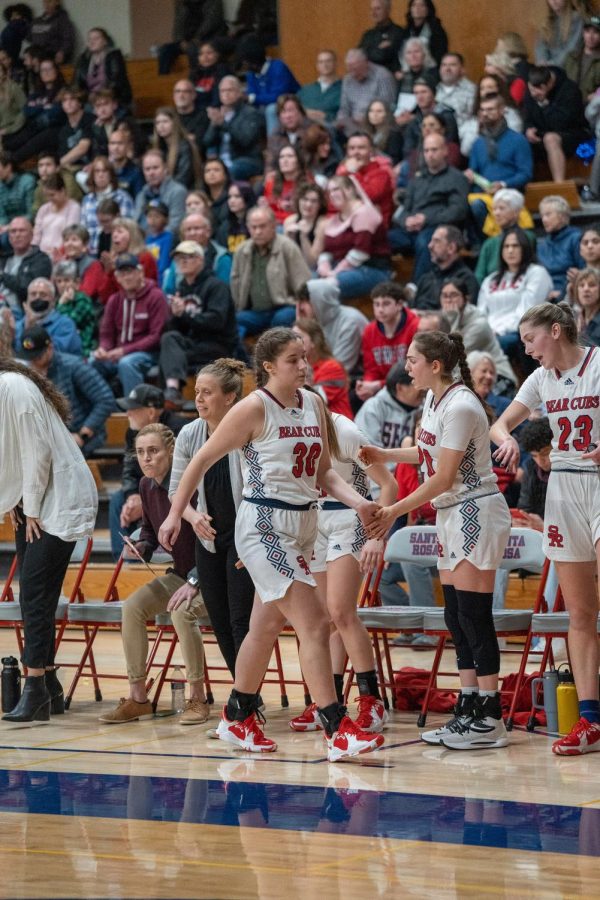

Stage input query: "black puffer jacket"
[{"left": 74, "top": 46, "right": 132, "bottom": 107}]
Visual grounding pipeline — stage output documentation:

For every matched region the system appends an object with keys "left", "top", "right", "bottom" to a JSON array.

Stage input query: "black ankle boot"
[
  {"left": 45, "top": 668, "right": 65, "bottom": 715},
  {"left": 2, "top": 674, "right": 50, "bottom": 722}
]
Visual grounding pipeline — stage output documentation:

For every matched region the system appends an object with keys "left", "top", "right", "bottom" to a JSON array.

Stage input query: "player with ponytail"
[{"left": 361, "top": 330, "right": 512, "bottom": 750}]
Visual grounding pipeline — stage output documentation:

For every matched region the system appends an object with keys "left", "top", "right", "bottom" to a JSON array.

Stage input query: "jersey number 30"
[
  {"left": 292, "top": 442, "right": 321, "bottom": 478},
  {"left": 557, "top": 415, "right": 593, "bottom": 452}
]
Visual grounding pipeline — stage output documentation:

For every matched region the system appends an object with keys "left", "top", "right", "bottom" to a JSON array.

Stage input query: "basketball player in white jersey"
[
  {"left": 290, "top": 407, "right": 398, "bottom": 734},
  {"left": 159, "top": 328, "right": 384, "bottom": 762},
  {"left": 491, "top": 302, "right": 600, "bottom": 756},
  {"left": 362, "top": 331, "right": 512, "bottom": 750}
]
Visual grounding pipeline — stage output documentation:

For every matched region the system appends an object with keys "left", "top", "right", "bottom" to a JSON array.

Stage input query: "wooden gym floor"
[{"left": 0, "top": 628, "right": 598, "bottom": 899}]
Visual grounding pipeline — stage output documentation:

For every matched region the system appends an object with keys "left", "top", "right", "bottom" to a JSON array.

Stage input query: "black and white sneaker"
[
  {"left": 420, "top": 692, "right": 478, "bottom": 745},
  {"left": 441, "top": 694, "right": 508, "bottom": 751}
]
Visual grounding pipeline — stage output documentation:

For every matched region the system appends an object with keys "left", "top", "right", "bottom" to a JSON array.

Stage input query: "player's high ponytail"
[
  {"left": 412, "top": 331, "right": 493, "bottom": 422},
  {"left": 254, "top": 327, "right": 303, "bottom": 387}
]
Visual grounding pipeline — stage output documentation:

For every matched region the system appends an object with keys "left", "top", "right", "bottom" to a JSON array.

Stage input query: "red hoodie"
[
  {"left": 99, "top": 279, "right": 169, "bottom": 354},
  {"left": 361, "top": 306, "right": 420, "bottom": 385}
]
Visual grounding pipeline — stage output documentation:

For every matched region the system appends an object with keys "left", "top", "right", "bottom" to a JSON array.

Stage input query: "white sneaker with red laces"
[
  {"left": 289, "top": 702, "right": 323, "bottom": 732},
  {"left": 354, "top": 695, "right": 388, "bottom": 733},
  {"left": 326, "top": 715, "right": 384, "bottom": 762},
  {"left": 216, "top": 706, "right": 277, "bottom": 752},
  {"left": 552, "top": 717, "right": 600, "bottom": 756}
]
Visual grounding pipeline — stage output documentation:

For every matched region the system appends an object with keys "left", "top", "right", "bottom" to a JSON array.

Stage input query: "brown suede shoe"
[
  {"left": 180, "top": 698, "right": 210, "bottom": 725},
  {"left": 99, "top": 697, "right": 154, "bottom": 723}
]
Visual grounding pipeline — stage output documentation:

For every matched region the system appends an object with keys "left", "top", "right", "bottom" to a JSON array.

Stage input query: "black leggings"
[
  {"left": 195, "top": 538, "right": 254, "bottom": 677},
  {"left": 15, "top": 524, "right": 76, "bottom": 669}
]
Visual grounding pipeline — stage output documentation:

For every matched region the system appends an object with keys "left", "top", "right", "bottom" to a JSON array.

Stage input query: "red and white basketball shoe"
[
  {"left": 216, "top": 707, "right": 277, "bottom": 752},
  {"left": 289, "top": 703, "right": 323, "bottom": 732},
  {"left": 552, "top": 717, "right": 600, "bottom": 756},
  {"left": 354, "top": 695, "right": 388, "bottom": 733},
  {"left": 326, "top": 715, "right": 384, "bottom": 762}
]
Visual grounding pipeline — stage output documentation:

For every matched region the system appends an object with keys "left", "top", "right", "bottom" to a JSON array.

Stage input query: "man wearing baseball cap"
[
  {"left": 91, "top": 252, "right": 170, "bottom": 395},
  {"left": 565, "top": 17, "right": 600, "bottom": 101},
  {"left": 159, "top": 240, "right": 237, "bottom": 407}
]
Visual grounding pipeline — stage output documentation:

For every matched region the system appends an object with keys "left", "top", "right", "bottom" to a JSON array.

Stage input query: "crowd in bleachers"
[{"left": 1, "top": 0, "right": 600, "bottom": 536}]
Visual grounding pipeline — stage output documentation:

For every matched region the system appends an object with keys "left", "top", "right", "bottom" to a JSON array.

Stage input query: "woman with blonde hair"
[
  {"left": 535, "top": 0, "right": 593, "bottom": 68},
  {"left": 80, "top": 216, "right": 158, "bottom": 306},
  {"left": 573, "top": 267, "right": 600, "bottom": 346},
  {"left": 152, "top": 106, "right": 201, "bottom": 190}
]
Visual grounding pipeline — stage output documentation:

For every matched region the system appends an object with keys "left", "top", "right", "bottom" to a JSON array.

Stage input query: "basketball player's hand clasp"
[{"left": 356, "top": 499, "right": 381, "bottom": 531}]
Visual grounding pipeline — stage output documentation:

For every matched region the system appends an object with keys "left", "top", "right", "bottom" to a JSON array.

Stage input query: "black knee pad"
[
  {"left": 442, "top": 584, "right": 475, "bottom": 671},
  {"left": 456, "top": 590, "right": 500, "bottom": 677}
]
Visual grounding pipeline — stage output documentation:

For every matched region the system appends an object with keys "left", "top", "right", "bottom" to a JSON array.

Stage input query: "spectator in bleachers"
[
  {"left": 266, "top": 94, "right": 315, "bottom": 170},
  {"left": 399, "top": 110, "right": 461, "bottom": 186},
  {"left": 567, "top": 225, "right": 600, "bottom": 297},
  {"left": 110, "top": 384, "right": 188, "bottom": 559},
  {"left": 200, "top": 157, "right": 231, "bottom": 230},
  {"left": 189, "top": 40, "right": 230, "bottom": 110},
  {"left": 303, "top": 123, "right": 342, "bottom": 186},
  {"left": 172, "top": 79, "right": 209, "bottom": 148},
  {"left": 283, "top": 182, "right": 328, "bottom": 269},
  {"left": 52, "top": 259, "right": 97, "bottom": 357},
  {"left": 524, "top": 65, "right": 590, "bottom": 183},
  {"left": 144, "top": 201, "right": 173, "bottom": 283},
  {"left": 400, "top": 74, "right": 459, "bottom": 163},
  {"left": 466, "top": 351, "right": 512, "bottom": 424},
  {"left": 535, "top": 0, "right": 590, "bottom": 68},
  {"left": 61, "top": 225, "right": 94, "bottom": 279},
  {"left": 19, "top": 324, "right": 114, "bottom": 456},
  {"left": 412, "top": 224, "right": 480, "bottom": 310},
  {"left": 460, "top": 74, "right": 524, "bottom": 157},
  {"left": 364, "top": 100, "right": 404, "bottom": 166},
  {"left": 14, "top": 276, "right": 81, "bottom": 355},
  {"left": 477, "top": 227, "right": 553, "bottom": 373},
  {"left": 32, "top": 173, "right": 80, "bottom": 256},
  {"left": 215, "top": 181, "right": 254, "bottom": 254},
  {"left": 32, "top": 153, "right": 81, "bottom": 217},
  {"left": 465, "top": 92, "right": 533, "bottom": 235},
  {"left": 91, "top": 252, "right": 169, "bottom": 395},
  {"left": 0, "top": 59, "right": 26, "bottom": 140},
  {"left": 231, "top": 206, "right": 310, "bottom": 338},
  {"left": 90, "top": 90, "right": 144, "bottom": 160},
  {"left": 336, "top": 132, "right": 394, "bottom": 227},
  {"left": 573, "top": 267, "right": 600, "bottom": 346},
  {"left": 262, "top": 144, "right": 311, "bottom": 226},
  {"left": 94, "top": 199, "right": 120, "bottom": 256},
  {"left": 516, "top": 416, "right": 553, "bottom": 530},
  {"left": 403, "top": 0, "right": 448, "bottom": 66},
  {"left": 359, "top": 0, "right": 406, "bottom": 73},
  {"left": 297, "top": 49, "right": 342, "bottom": 124},
  {"left": 162, "top": 212, "right": 231, "bottom": 289},
  {"left": 158, "top": 0, "right": 226, "bottom": 75},
  {"left": 107, "top": 128, "right": 145, "bottom": 200},
  {"left": 134, "top": 149, "right": 187, "bottom": 235},
  {"left": 1, "top": 5, "right": 33, "bottom": 68},
  {"left": 79, "top": 157, "right": 134, "bottom": 254},
  {"left": 82, "top": 217, "right": 158, "bottom": 307},
  {"left": 537, "top": 195, "right": 583, "bottom": 297},
  {"left": 389, "top": 132, "right": 469, "bottom": 281},
  {"left": 436, "top": 53, "right": 476, "bottom": 131},
  {"left": 30, "top": 0, "right": 75, "bottom": 65},
  {"left": 57, "top": 87, "right": 94, "bottom": 172},
  {"left": 159, "top": 240, "right": 238, "bottom": 407},
  {"left": 565, "top": 15, "right": 600, "bottom": 101},
  {"left": 151, "top": 107, "right": 202, "bottom": 190},
  {"left": 336, "top": 48, "right": 397, "bottom": 137},
  {"left": 475, "top": 189, "right": 535, "bottom": 283},
  {"left": 355, "top": 359, "right": 422, "bottom": 451},
  {"left": 0, "top": 153, "right": 35, "bottom": 234},
  {"left": 315, "top": 174, "right": 391, "bottom": 298},
  {"left": 203, "top": 76, "right": 264, "bottom": 180},
  {"left": 439, "top": 274, "right": 517, "bottom": 392},
  {"left": 235, "top": 34, "right": 300, "bottom": 135},
  {"left": 293, "top": 317, "right": 353, "bottom": 418},
  {"left": 19, "top": 43, "right": 43, "bottom": 94},
  {"left": 355, "top": 281, "right": 419, "bottom": 403},
  {"left": 0, "top": 217, "right": 51, "bottom": 311},
  {"left": 74, "top": 27, "right": 132, "bottom": 109},
  {"left": 393, "top": 38, "right": 438, "bottom": 124},
  {"left": 484, "top": 50, "right": 527, "bottom": 108},
  {"left": 2, "top": 56, "right": 65, "bottom": 164},
  {"left": 493, "top": 32, "right": 532, "bottom": 83},
  {"left": 297, "top": 279, "right": 368, "bottom": 374}
]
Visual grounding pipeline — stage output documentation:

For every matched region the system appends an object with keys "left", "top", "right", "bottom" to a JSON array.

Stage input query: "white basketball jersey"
[
  {"left": 241, "top": 388, "right": 323, "bottom": 504},
  {"left": 515, "top": 345, "right": 599, "bottom": 472},
  {"left": 330, "top": 413, "right": 370, "bottom": 497},
  {"left": 418, "top": 383, "right": 498, "bottom": 508}
]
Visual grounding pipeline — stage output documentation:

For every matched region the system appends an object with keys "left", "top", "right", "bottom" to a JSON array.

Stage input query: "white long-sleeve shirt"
[
  {"left": 477, "top": 264, "right": 554, "bottom": 336},
  {"left": 0, "top": 371, "right": 97, "bottom": 541}
]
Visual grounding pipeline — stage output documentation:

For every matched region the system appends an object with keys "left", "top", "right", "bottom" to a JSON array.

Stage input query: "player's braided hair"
[
  {"left": 135, "top": 423, "right": 176, "bottom": 456},
  {"left": 412, "top": 331, "right": 493, "bottom": 422}
]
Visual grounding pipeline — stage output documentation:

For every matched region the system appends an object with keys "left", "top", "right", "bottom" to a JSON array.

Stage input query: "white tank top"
[
  {"left": 515, "top": 346, "right": 599, "bottom": 472},
  {"left": 418, "top": 383, "right": 498, "bottom": 508},
  {"left": 241, "top": 387, "right": 324, "bottom": 505}
]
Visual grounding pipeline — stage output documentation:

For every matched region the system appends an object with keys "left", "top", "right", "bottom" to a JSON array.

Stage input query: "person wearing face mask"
[
  {"left": 0, "top": 216, "right": 51, "bottom": 312},
  {"left": 13, "top": 276, "right": 81, "bottom": 355}
]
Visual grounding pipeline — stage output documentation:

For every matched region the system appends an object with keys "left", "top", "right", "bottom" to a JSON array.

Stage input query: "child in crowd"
[{"left": 144, "top": 199, "right": 173, "bottom": 282}]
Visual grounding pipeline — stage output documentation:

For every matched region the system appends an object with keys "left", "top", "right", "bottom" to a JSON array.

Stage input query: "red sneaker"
[
  {"left": 289, "top": 702, "right": 323, "bottom": 732},
  {"left": 354, "top": 695, "right": 388, "bottom": 733},
  {"left": 326, "top": 715, "right": 384, "bottom": 762},
  {"left": 552, "top": 717, "right": 600, "bottom": 756},
  {"left": 216, "top": 706, "right": 277, "bottom": 753}
]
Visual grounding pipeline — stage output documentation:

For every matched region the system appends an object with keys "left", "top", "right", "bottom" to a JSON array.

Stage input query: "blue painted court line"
[{"left": 0, "top": 767, "right": 598, "bottom": 856}]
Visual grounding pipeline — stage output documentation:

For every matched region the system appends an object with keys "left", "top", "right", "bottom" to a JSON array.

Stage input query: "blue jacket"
[
  {"left": 15, "top": 310, "right": 82, "bottom": 356},
  {"left": 246, "top": 59, "right": 300, "bottom": 106},
  {"left": 537, "top": 225, "right": 583, "bottom": 296},
  {"left": 468, "top": 128, "right": 533, "bottom": 191},
  {"left": 48, "top": 350, "right": 116, "bottom": 454}
]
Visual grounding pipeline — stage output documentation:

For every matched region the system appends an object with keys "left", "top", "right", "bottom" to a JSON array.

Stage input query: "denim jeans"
[
  {"left": 228, "top": 157, "right": 264, "bottom": 181},
  {"left": 336, "top": 266, "right": 391, "bottom": 299},
  {"left": 388, "top": 226, "right": 436, "bottom": 281},
  {"left": 236, "top": 305, "right": 296, "bottom": 339},
  {"left": 379, "top": 561, "right": 436, "bottom": 607},
  {"left": 92, "top": 351, "right": 157, "bottom": 396}
]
